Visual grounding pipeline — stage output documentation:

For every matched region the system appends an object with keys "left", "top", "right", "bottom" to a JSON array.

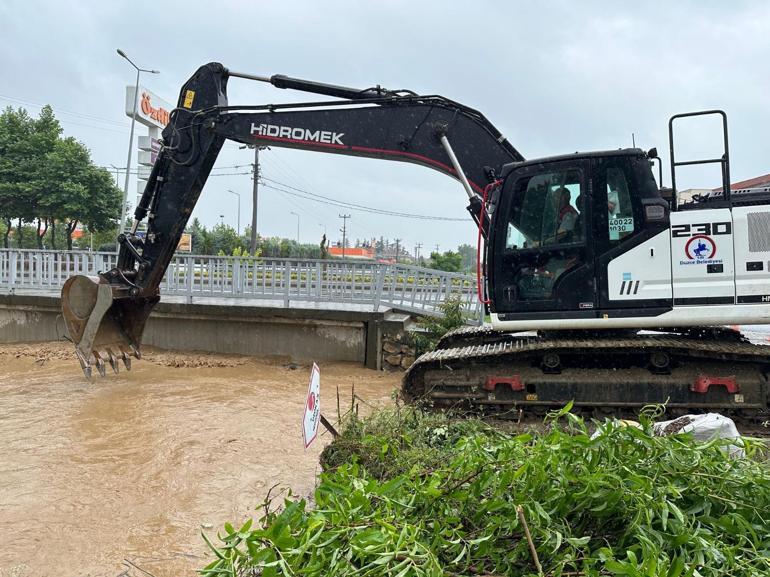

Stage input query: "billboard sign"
[
  {"left": 177, "top": 233, "right": 192, "bottom": 253},
  {"left": 126, "top": 86, "right": 173, "bottom": 129}
]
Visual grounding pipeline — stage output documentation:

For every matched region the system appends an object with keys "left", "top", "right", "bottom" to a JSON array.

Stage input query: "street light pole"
[
  {"left": 228, "top": 189, "right": 241, "bottom": 235},
  {"left": 290, "top": 211, "right": 300, "bottom": 243},
  {"left": 116, "top": 49, "right": 158, "bottom": 250}
]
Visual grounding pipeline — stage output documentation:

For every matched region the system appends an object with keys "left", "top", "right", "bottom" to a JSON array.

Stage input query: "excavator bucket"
[{"left": 60, "top": 275, "right": 157, "bottom": 378}]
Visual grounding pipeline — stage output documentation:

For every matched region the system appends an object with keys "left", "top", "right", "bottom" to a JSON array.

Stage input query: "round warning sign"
[
  {"left": 685, "top": 235, "right": 717, "bottom": 260},
  {"left": 302, "top": 363, "right": 321, "bottom": 448}
]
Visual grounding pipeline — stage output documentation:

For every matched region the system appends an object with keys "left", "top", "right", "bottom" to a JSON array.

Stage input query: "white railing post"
[
  {"left": 372, "top": 264, "right": 386, "bottom": 311},
  {"left": 186, "top": 256, "right": 194, "bottom": 304},
  {"left": 233, "top": 257, "right": 241, "bottom": 296},
  {"left": 283, "top": 261, "right": 290, "bottom": 307},
  {"left": 9, "top": 250, "right": 18, "bottom": 293}
]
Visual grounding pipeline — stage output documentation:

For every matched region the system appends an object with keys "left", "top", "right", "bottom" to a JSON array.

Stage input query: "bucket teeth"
[
  {"left": 75, "top": 349, "right": 93, "bottom": 380},
  {"left": 119, "top": 347, "right": 132, "bottom": 370},
  {"left": 106, "top": 349, "right": 119, "bottom": 374},
  {"left": 94, "top": 355, "right": 107, "bottom": 378},
  {"left": 130, "top": 344, "right": 142, "bottom": 360}
]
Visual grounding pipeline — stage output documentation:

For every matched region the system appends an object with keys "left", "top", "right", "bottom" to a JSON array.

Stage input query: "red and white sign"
[
  {"left": 302, "top": 363, "right": 321, "bottom": 448},
  {"left": 125, "top": 85, "right": 172, "bottom": 129}
]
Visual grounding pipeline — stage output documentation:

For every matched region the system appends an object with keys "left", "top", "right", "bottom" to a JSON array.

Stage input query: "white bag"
[{"left": 653, "top": 413, "right": 744, "bottom": 458}]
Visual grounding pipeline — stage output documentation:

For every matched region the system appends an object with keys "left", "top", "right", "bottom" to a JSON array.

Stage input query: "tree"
[
  {"left": 0, "top": 105, "right": 120, "bottom": 250},
  {"left": 0, "top": 106, "right": 36, "bottom": 247},
  {"left": 211, "top": 222, "right": 242, "bottom": 256},
  {"left": 428, "top": 250, "right": 462, "bottom": 272},
  {"left": 29, "top": 106, "right": 64, "bottom": 247},
  {"left": 457, "top": 243, "right": 476, "bottom": 273},
  {"left": 188, "top": 217, "right": 206, "bottom": 253},
  {"left": 41, "top": 137, "right": 121, "bottom": 249}
]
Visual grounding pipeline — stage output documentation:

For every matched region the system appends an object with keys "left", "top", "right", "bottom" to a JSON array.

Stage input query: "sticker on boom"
[{"left": 183, "top": 90, "right": 195, "bottom": 109}]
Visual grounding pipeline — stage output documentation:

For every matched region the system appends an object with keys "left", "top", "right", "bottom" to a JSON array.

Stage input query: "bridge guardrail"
[{"left": 0, "top": 249, "right": 484, "bottom": 323}]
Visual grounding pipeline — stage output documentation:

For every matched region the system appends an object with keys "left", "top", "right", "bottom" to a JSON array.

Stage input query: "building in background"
[
  {"left": 328, "top": 246, "right": 375, "bottom": 260},
  {"left": 678, "top": 173, "right": 770, "bottom": 206},
  {"left": 714, "top": 173, "right": 770, "bottom": 192}
]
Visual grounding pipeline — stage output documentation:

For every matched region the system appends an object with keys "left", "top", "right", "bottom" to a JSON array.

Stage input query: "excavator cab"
[{"left": 488, "top": 150, "right": 670, "bottom": 322}]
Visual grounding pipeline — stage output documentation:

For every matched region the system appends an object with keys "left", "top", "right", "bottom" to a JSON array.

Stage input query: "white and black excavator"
[{"left": 61, "top": 62, "right": 770, "bottom": 422}]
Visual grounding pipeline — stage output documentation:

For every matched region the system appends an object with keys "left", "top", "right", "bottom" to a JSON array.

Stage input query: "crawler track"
[{"left": 403, "top": 326, "right": 770, "bottom": 433}]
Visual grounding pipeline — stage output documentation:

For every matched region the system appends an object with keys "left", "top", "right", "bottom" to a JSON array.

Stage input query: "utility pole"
[
  {"left": 240, "top": 144, "right": 267, "bottom": 255},
  {"left": 434, "top": 244, "right": 440, "bottom": 254},
  {"left": 250, "top": 147, "right": 261, "bottom": 254},
  {"left": 415, "top": 243, "right": 422, "bottom": 261},
  {"left": 394, "top": 238, "right": 401, "bottom": 263},
  {"left": 339, "top": 214, "right": 350, "bottom": 258}
]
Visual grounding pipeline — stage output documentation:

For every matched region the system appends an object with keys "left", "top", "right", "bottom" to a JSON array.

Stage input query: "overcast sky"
[{"left": 2, "top": 1, "right": 768, "bottom": 253}]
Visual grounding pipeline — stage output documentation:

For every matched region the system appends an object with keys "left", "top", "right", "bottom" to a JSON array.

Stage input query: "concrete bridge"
[{"left": 0, "top": 249, "right": 483, "bottom": 369}]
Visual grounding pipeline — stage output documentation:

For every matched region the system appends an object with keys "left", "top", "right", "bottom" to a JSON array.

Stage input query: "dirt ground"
[{"left": 0, "top": 342, "right": 400, "bottom": 577}]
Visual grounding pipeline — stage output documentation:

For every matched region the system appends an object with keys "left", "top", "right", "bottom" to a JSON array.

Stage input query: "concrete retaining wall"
[{"left": 0, "top": 294, "right": 409, "bottom": 368}]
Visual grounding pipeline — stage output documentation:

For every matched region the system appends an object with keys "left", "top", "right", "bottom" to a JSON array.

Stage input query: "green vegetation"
[
  {"left": 200, "top": 407, "right": 770, "bottom": 577},
  {"left": 0, "top": 106, "right": 121, "bottom": 249},
  {"left": 408, "top": 296, "right": 469, "bottom": 355},
  {"left": 427, "top": 250, "right": 463, "bottom": 273},
  {"left": 187, "top": 218, "right": 325, "bottom": 258}
]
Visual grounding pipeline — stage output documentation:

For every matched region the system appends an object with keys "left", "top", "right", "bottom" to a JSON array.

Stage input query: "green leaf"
[
  {"left": 666, "top": 556, "right": 685, "bottom": 577},
  {"left": 566, "top": 535, "right": 591, "bottom": 547}
]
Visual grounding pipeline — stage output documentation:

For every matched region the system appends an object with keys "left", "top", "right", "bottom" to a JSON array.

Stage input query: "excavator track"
[{"left": 403, "top": 327, "right": 770, "bottom": 432}]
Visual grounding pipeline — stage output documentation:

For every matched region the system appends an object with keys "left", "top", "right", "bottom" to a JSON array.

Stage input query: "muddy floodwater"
[{"left": 0, "top": 343, "right": 400, "bottom": 577}]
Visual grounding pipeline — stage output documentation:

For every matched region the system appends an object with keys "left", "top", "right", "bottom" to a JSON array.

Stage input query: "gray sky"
[{"left": 2, "top": 0, "right": 768, "bottom": 252}]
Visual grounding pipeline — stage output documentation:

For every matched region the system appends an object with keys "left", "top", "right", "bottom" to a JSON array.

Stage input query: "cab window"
[
  {"left": 505, "top": 169, "right": 584, "bottom": 250},
  {"left": 606, "top": 167, "right": 636, "bottom": 242}
]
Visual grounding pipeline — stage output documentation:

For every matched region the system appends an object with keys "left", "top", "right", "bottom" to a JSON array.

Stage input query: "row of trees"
[
  {"left": 185, "top": 218, "right": 477, "bottom": 273},
  {"left": 187, "top": 218, "right": 327, "bottom": 259},
  {"left": 0, "top": 106, "right": 121, "bottom": 249}
]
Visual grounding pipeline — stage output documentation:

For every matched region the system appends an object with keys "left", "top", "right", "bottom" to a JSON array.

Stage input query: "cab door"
[
  {"left": 490, "top": 160, "right": 597, "bottom": 319},
  {"left": 594, "top": 157, "right": 673, "bottom": 312}
]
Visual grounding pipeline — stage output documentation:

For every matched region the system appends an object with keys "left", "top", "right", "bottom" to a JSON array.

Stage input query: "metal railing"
[{"left": 0, "top": 249, "right": 484, "bottom": 322}]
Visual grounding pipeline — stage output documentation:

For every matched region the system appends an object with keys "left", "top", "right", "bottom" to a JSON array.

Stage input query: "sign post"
[{"left": 302, "top": 363, "right": 321, "bottom": 448}]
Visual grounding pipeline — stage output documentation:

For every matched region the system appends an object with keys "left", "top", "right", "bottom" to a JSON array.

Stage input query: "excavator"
[{"left": 61, "top": 62, "right": 770, "bottom": 422}]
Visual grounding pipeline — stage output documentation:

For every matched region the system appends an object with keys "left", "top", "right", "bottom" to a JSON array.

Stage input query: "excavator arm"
[{"left": 61, "top": 62, "right": 522, "bottom": 377}]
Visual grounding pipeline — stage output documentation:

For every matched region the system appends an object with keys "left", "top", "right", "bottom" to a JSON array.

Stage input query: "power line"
[
  {"left": 261, "top": 177, "right": 466, "bottom": 221},
  {"left": 0, "top": 93, "right": 129, "bottom": 127},
  {"left": 260, "top": 149, "right": 389, "bottom": 242}
]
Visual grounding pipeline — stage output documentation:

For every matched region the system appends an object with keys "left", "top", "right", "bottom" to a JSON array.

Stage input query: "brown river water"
[{"left": 0, "top": 343, "right": 400, "bottom": 577}]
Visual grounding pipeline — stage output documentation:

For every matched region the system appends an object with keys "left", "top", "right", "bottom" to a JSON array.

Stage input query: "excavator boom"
[{"left": 61, "top": 62, "right": 520, "bottom": 376}]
